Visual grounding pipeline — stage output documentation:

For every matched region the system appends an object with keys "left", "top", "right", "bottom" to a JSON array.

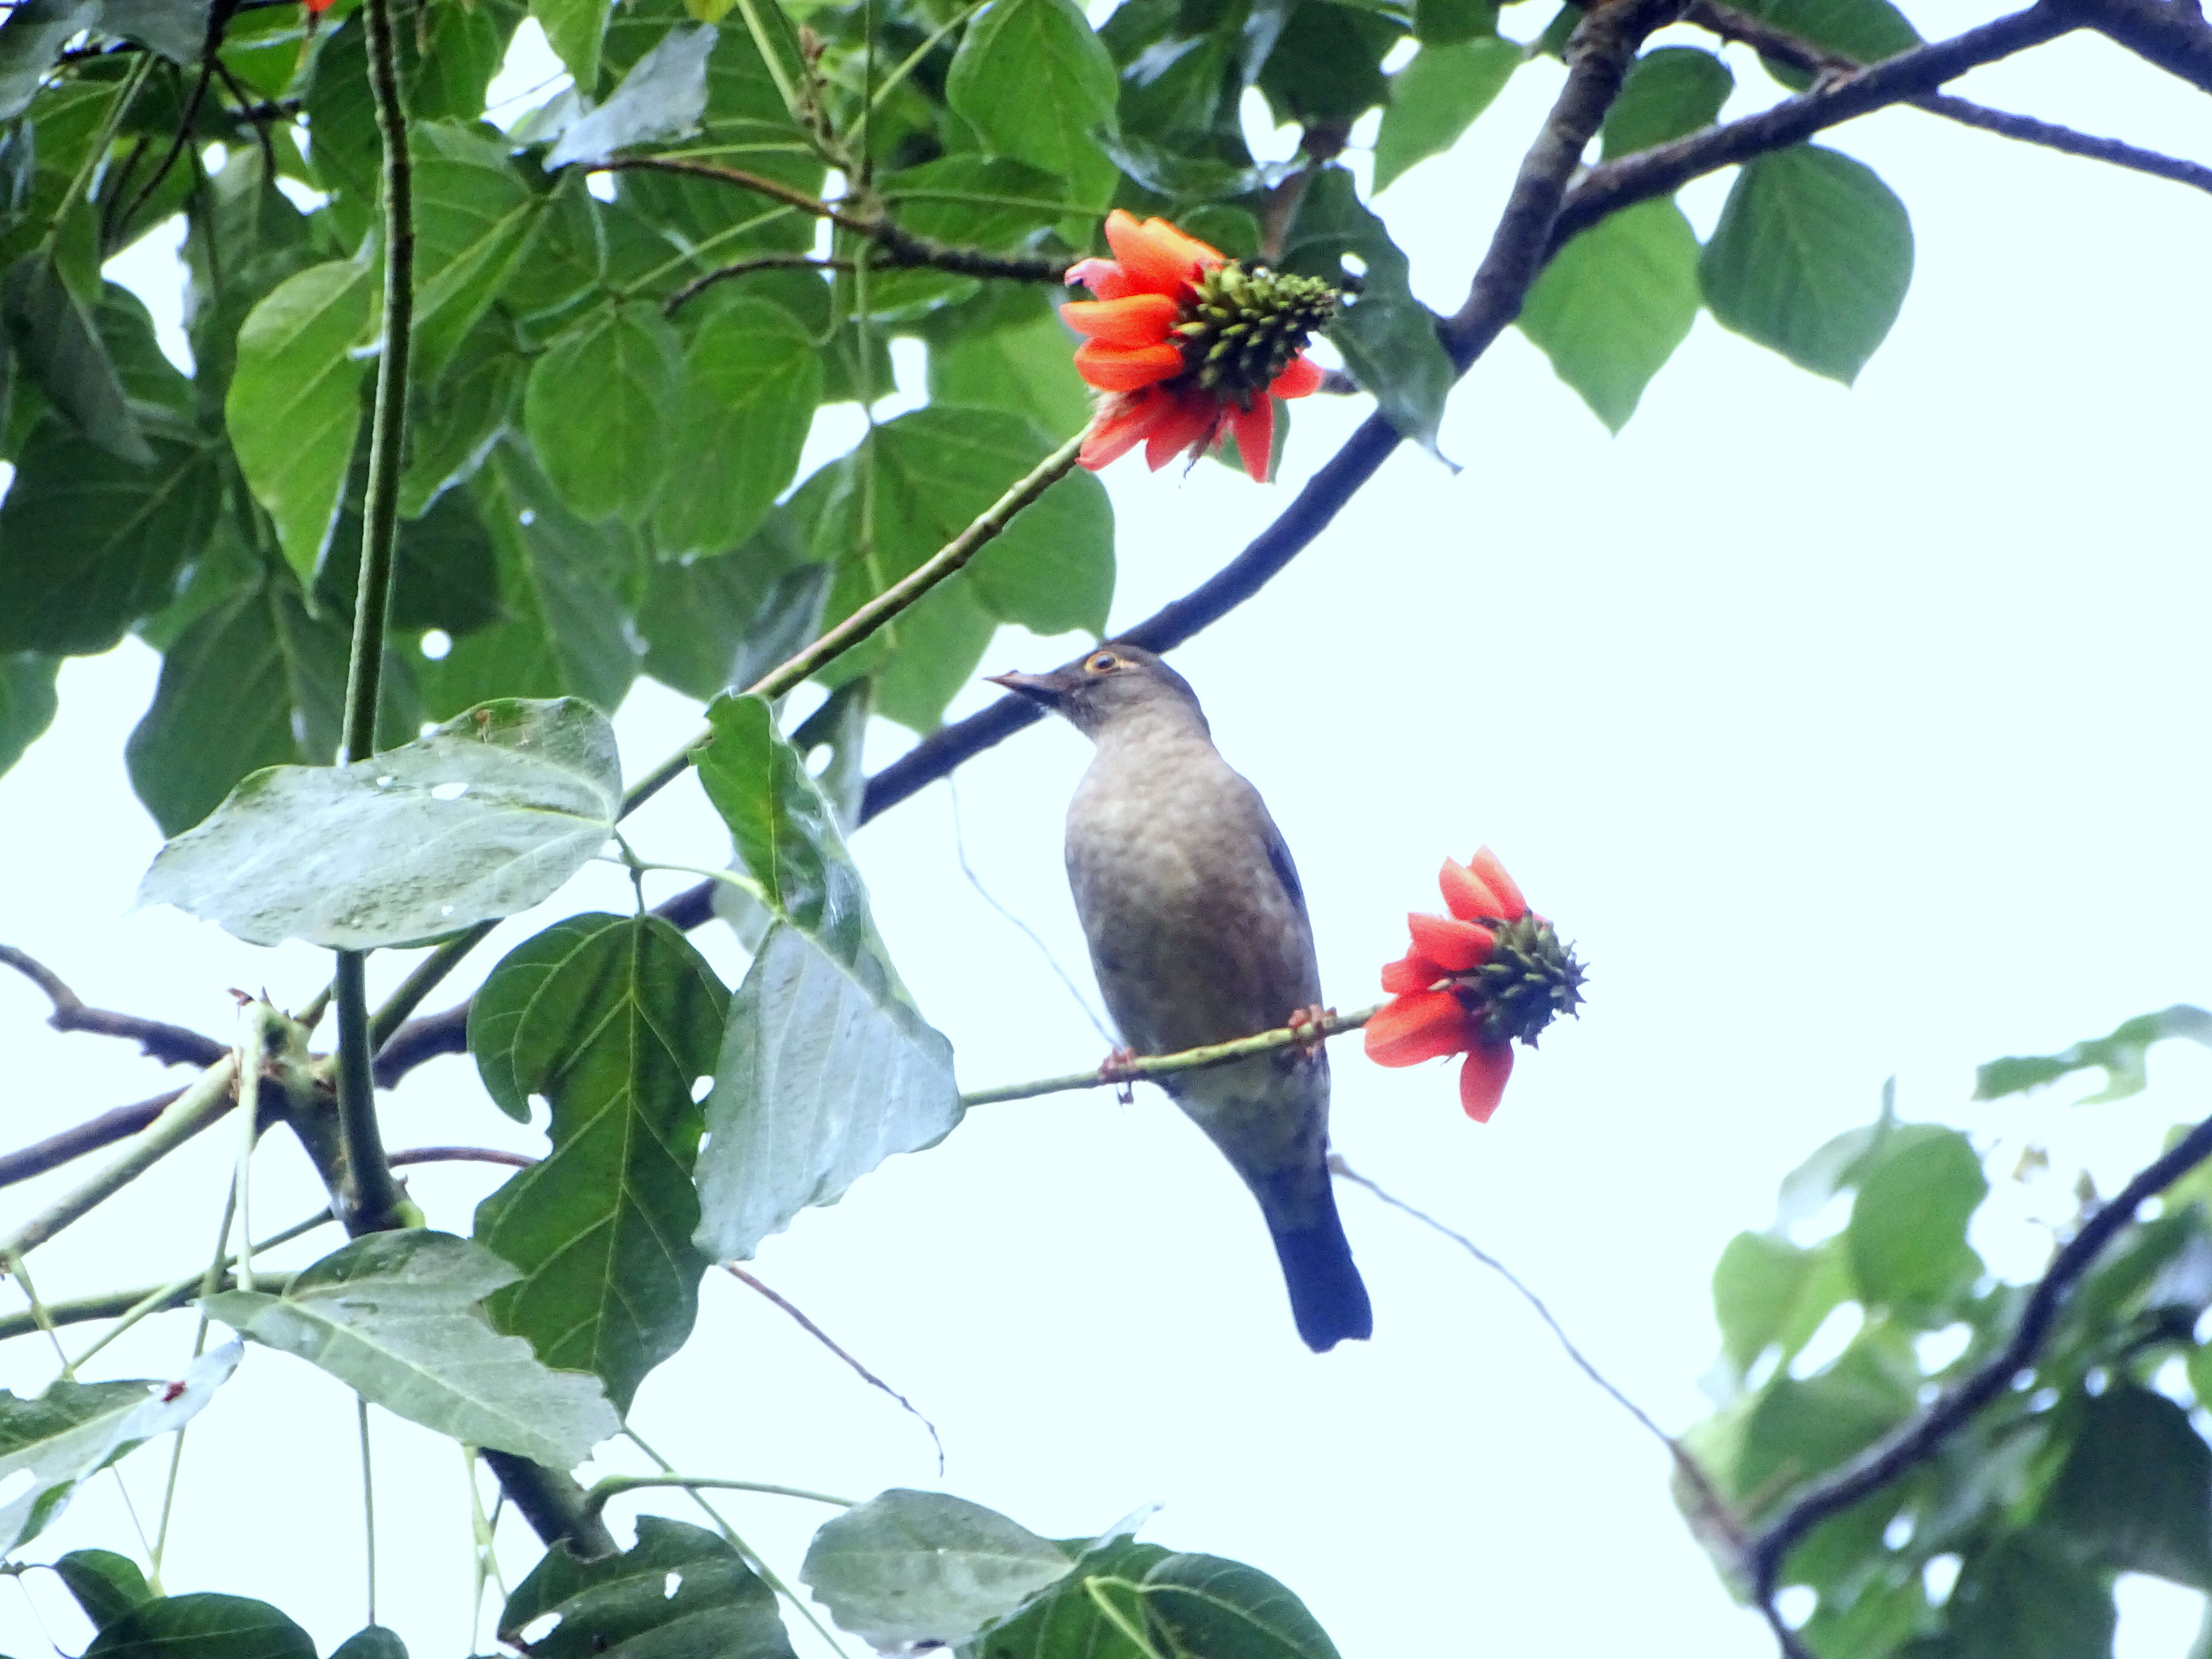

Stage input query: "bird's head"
[{"left": 986, "top": 643, "right": 1210, "bottom": 742}]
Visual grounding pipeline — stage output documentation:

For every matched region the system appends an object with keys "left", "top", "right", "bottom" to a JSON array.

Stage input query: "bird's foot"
[
  {"left": 1099, "top": 1046, "right": 1140, "bottom": 1104},
  {"left": 1285, "top": 1005, "right": 1333, "bottom": 1062}
]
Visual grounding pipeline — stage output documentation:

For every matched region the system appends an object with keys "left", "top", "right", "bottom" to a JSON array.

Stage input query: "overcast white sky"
[{"left": 4, "top": 5, "right": 2211, "bottom": 1655}]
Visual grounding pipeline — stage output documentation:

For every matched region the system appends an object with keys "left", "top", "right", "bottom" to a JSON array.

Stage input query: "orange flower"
[
  {"left": 1062, "top": 210, "right": 1336, "bottom": 483},
  {"left": 1365, "top": 847, "right": 1584, "bottom": 1123}
]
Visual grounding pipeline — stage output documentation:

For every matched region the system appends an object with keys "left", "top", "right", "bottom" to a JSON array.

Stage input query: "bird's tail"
[{"left": 1268, "top": 1184, "right": 1373, "bottom": 1352}]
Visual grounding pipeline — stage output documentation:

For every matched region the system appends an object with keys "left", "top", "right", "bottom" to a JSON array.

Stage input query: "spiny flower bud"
[
  {"left": 1458, "top": 914, "right": 1586, "bottom": 1047},
  {"left": 1173, "top": 265, "right": 1341, "bottom": 403}
]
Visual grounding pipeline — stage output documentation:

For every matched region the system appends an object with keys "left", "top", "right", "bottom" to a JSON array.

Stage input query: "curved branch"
[
  {"left": 0, "top": 946, "right": 227, "bottom": 1068},
  {"left": 2066, "top": 0, "right": 2212, "bottom": 90},
  {"left": 1747, "top": 1105, "right": 2212, "bottom": 1601}
]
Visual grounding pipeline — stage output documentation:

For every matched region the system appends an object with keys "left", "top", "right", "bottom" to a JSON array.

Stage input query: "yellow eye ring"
[{"left": 1088, "top": 652, "right": 1118, "bottom": 672}]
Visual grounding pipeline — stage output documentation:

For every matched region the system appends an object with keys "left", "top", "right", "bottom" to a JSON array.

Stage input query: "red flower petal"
[
  {"left": 1080, "top": 390, "right": 1171, "bottom": 471},
  {"left": 1074, "top": 340, "right": 1185, "bottom": 392},
  {"left": 1228, "top": 397, "right": 1275, "bottom": 482},
  {"left": 1144, "top": 391, "right": 1219, "bottom": 471},
  {"left": 1270, "top": 354, "right": 1324, "bottom": 400},
  {"left": 1459, "top": 1043, "right": 1514, "bottom": 1123},
  {"left": 1104, "top": 210, "right": 1222, "bottom": 295},
  {"left": 1380, "top": 952, "right": 1446, "bottom": 994},
  {"left": 1060, "top": 293, "right": 1180, "bottom": 348},
  {"left": 1065, "top": 258, "right": 1137, "bottom": 300},
  {"left": 1439, "top": 857, "right": 1510, "bottom": 923},
  {"left": 1470, "top": 847, "right": 1528, "bottom": 919},
  {"left": 1364, "top": 990, "right": 1477, "bottom": 1067},
  {"left": 1406, "top": 912, "right": 1496, "bottom": 972}
]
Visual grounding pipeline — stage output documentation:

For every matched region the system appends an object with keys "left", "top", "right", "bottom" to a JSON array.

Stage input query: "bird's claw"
[
  {"left": 1100, "top": 1046, "right": 1139, "bottom": 1104},
  {"left": 1285, "top": 1005, "right": 1333, "bottom": 1062}
]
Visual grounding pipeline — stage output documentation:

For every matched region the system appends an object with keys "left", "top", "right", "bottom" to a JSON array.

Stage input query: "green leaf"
[
  {"left": 1698, "top": 143, "right": 1912, "bottom": 384},
  {"left": 500, "top": 1517, "right": 796, "bottom": 1659},
  {"left": 1257, "top": 1, "right": 1402, "bottom": 126},
  {"left": 1372, "top": 37, "right": 1518, "bottom": 192},
  {"left": 81, "top": 1593, "right": 315, "bottom": 1659},
  {"left": 124, "top": 581, "right": 354, "bottom": 838},
  {"left": 0, "top": 1342, "right": 239, "bottom": 1556},
  {"left": 203, "top": 1230, "right": 619, "bottom": 1468},
  {"left": 0, "top": 421, "right": 221, "bottom": 654},
  {"left": 650, "top": 298, "right": 821, "bottom": 559},
  {"left": 137, "top": 697, "right": 620, "bottom": 949},
  {"left": 398, "top": 317, "right": 528, "bottom": 517},
  {"left": 1939, "top": 1531, "right": 2116, "bottom": 1659},
  {"left": 468, "top": 914, "right": 727, "bottom": 1413},
  {"left": 1284, "top": 167, "right": 1453, "bottom": 457},
  {"left": 410, "top": 120, "right": 549, "bottom": 380},
  {"left": 802, "top": 1491, "right": 1076, "bottom": 1650},
  {"left": 946, "top": 0, "right": 1119, "bottom": 220},
  {"left": 965, "top": 1536, "right": 1170, "bottom": 1659},
  {"left": 525, "top": 299, "right": 682, "bottom": 523},
  {"left": 53, "top": 1549, "right": 154, "bottom": 1633},
  {"left": 3, "top": 249, "right": 153, "bottom": 464},
  {"left": 1845, "top": 1124, "right": 1985, "bottom": 1317},
  {"left": 1517, "top": 197, "right": 1700, "bottom": 431},
  {"left": 1975, "top": 1006, "right": 2212, "bottom": 1104},
  {"left": 2045, "top": 1386, "right": 2212, "bottom": 1587},
  {"left": 0, "top": 652, "right": 59, "bottom": 777},
  {"left": 0, "top": 0, "right": 100, "bottom": 119},
  {"left": 547, "top": 23, "right": 716, "bottom": 167},
  {"left": 417, "top": 444, "right": 644, "bottom": 715},
  {"left": 94, "top": 283, "right": 193, "bottom": 420},
  {"left": 226, "top": 259, "right": 378, "bottom": 582},
  {"left": 1711, "top": 1232, "right": 1852, "bottom": 1382},
  {"left": 533, "top": 0, "right": 612, "bottom": 93},
  {"left": 328, "top": 1627, "right": 408, "bottom": 1659},
  {"left": 1735, "top": 0, "right": 1918, "bottom": 84},
  {"left": 322, "top": 453, "right": 504, "bottom": 637},
  {"left": 925, "top": 291, "right": 1091, "bottom": 436},
  {"left": 1139, "top": 1553, "right": 1341, "bottom": 1659},
  {"left": 794, "top": 406, "right": 1113, "bottom": 729},
  {"left": 689, "top": 696, "right": 962, "bottom": 1258},
  {"left": 1601, "top": 46, "right": 1732, "bottom": 158},
  {"left": 638, "top": 524, "right": 822, "bottom": 702},
  {"left": 1414, "top": 0, "right": 1496, "bottom": 43}
]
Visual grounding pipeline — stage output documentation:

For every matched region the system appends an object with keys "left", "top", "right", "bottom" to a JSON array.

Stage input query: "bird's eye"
[{"left": 1088, "top": 652, "right": 1118, "bottom": 672}]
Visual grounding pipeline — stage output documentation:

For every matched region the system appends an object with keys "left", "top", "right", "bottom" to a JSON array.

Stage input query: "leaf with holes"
[
  {"left": 204, "top": 1231, "right": 618, "bottom": 1468},
  {"left": 1517, "top": 198, "right": 1700, "bottom": 431},
  {"left": 1699, "top": 144, "right": 1912, "bottom": 384},
  {"left": 0, "top": 1342, "right": 239, "bottom": 1557},
  {"left": 226, "top": 259, "right": 379, "bottom": 582},
  {"left": 802, "top": 1491, "right": 1076, "bottom": 1650},
  {"left": 500, "top": 1517, "right": 796, "bottom": 1659},
  {"left": 137, "top": 697, "right": 620, "bottom": 948},
  {"left": 689, "top": 696, "right": 960, "bottom": 1259},
  {"left": 469, "top": 914, "right": 728, "bottom": 1413}
]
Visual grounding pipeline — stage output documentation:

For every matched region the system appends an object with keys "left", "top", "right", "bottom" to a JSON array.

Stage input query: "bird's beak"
[{"left": 985, "top": 669, "right": 1067, "bottom": 707}]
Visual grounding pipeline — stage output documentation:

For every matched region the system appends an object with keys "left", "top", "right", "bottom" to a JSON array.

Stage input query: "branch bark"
[
  {"left": 0, "top": 946, "right": 227, "bottom": 1068},
  {"left": 2064, "top": 0, "right": 2212, "bottom": 90}
]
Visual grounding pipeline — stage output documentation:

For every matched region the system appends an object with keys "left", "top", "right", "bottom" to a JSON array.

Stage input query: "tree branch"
[
  {"left": 1553, "top": 4, "right": 2079, "bottom": 247},
  {"left": 1746, "top": 1104, "right": 2212, "bottom": 1604},
  {"left": 960, "top": 1004, "right": 1376, "bottom": 1106},
  {"left": 0, "top": 1089, "right": 188, "bottom": 1190},
  {"left": 580, "top": 1474, "right": 855, "bottom": 1525},
  {"left": 0, "top": 946, "right": 227, "bottom": 1068},
  {"left": 1686, "top": 0, "right": 2212, "bottom": 194},
  {"left": 2064, "top": 0, "right": 2212, "bottom": 90}
]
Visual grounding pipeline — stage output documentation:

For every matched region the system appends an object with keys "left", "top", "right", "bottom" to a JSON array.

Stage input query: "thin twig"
[
  {"left": 1687, "top": 0, "right": 2212, "bottom": 193},
  {"left": 960, "top": 1005, "right": 1376, "bottom": 1107},
  {"left": 724, "top": 1265, "right": 945, "bottom": 1474},
  {"left": 580, "top": 1474, "right": 856, "bottom": 1525},
  {"left": 0, "top": 1058, "right": 238, "bottom": 1262},
  {"left": 664, "top": 253, "right": 856, "bottom": 316},
  {"left": 388, "top": 1145, "right": 537, "bottom": 1170},
  {"left": 0, "top": 946, "right": 227, "bottom": 1067},
  {"left": 0, "top": 1089, "right": 186, "bottom": 1189}
]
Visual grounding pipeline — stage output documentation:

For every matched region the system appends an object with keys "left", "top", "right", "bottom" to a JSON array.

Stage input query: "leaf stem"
[
  {"left": 960, "top": 1004, "right": 1379, "bottom": 1107},
  {"left": 0, "top": 1056, "right": 238, "bottom": 1262},
  {"left": 358, "top": 1396, "right": 377, "bottom": 1627},
  {"left": 580, "top": 1474, "right": 857, "bottom": 1525}
]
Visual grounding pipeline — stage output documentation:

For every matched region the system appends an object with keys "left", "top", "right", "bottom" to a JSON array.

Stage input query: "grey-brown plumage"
[{"left": 987, "top": 644, "right": 1371, "bottom": 1351}]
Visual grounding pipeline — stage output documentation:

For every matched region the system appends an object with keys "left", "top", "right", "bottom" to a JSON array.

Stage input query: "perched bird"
[{"left": 987, "top": 644, "right": 1371, "bottom": 1351}]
